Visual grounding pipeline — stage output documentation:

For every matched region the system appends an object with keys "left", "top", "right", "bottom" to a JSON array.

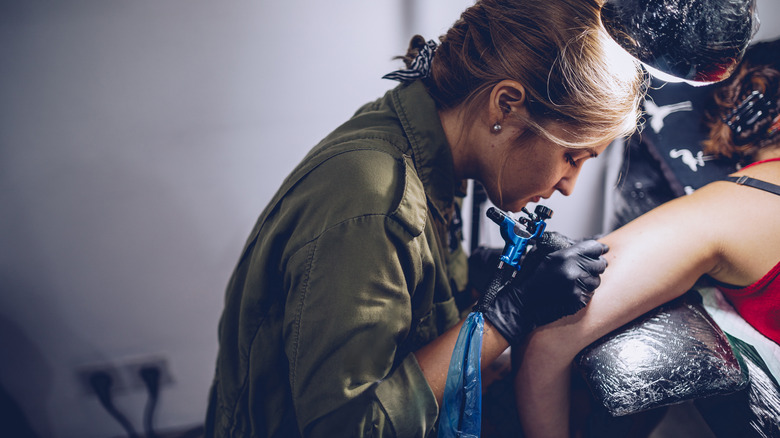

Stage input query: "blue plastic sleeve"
[{"left": 438, "top": 312, "right": 483, "bottom": 438}]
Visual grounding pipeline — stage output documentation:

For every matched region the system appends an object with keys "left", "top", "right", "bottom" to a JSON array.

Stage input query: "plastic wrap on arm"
[
  {"left": 694, "top": 335, "right": 780, "bottom": 437},
  {"left": 576, "top": 291, "right": 748, "bottom": 416}
]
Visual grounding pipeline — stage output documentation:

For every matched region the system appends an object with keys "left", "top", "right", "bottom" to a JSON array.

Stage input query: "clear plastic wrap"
[
  {"left": 695, "top": 336, "right": 780, "bottom": 437},
  {"left": 601, "top": 0, "right": 759, "bottom": 82},
  {"left": 576, "top": 291, "right": 748, "bottom": 416}
]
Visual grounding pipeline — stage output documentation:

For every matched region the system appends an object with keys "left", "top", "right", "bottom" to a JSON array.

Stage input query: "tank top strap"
[{"left": 723, "top": 175, "right": 780, "bottom": 196}]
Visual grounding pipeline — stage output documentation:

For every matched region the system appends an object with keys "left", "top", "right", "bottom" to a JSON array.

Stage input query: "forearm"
[
  {"left": 513, "top": 264, "right": 697, "bottom": 437},
  {"left": 414, "top": 318, "right": 510, "bottom": 405},
  {"left": 514, "top": 196, "right": 720, "bottom": 437},
  {"left": 515, "top": 324, "right": 579, "bottom": 438}
]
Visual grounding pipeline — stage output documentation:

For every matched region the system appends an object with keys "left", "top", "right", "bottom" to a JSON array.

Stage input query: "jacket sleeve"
[{"left": 282, "top": 213, "right": 439, "bottom": 437}]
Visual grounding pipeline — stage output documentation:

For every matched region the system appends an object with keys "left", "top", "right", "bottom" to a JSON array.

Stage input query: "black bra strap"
[{"left": 723, "top": 175, "right": 780, "bottom": 196}]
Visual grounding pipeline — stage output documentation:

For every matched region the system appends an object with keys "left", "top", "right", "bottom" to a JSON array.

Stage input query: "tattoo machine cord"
[
  {"left": 89, "top": 370, "right": 139, "bottom": 438},
  {"left": 140, "top": 365, "right": 161, "bottom": 438}
]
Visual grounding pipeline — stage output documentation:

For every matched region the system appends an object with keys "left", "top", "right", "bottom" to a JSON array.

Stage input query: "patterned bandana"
[{"left": 382, "top": 39, "right": 438, "bottom": 82}]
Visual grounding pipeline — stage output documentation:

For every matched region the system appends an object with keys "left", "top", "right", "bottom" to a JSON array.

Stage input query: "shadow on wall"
[
  {"left": 0, "top": 385, "right": 39, "bottom": 438},
  {"left": 0, "top": 316, "right": 51, "bottom": 437}
]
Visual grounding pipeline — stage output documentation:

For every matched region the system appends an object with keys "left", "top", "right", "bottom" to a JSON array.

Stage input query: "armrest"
[{"left": 575, "top": 290, "right": 748, "bottom": 416}]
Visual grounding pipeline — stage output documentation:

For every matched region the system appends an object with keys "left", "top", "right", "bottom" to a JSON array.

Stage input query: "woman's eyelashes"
[{"left": 565, "top": 154, "right": 579, "bottom": 168}]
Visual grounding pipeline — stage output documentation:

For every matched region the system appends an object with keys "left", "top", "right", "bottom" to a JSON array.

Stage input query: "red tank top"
[
  {"left": 716, "top": 261, "right": 780, "bottom": 344},
  {"left": 716, "top": 157, "right": 780, "bottom": 344}
]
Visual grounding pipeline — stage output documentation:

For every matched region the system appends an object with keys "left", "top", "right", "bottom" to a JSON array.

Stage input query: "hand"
[
  {"left": 515, "top": 231, "right": 577, "bottom": 282},
  {"left": 468, "top": 246, "right": 503, "bottom": 293},
  {"left": 482, "top": 237, "right": 609, "bottom": 345},
  {"left": 470, "top": 233, "right": 582, "bottom": 311},
  {"left": 535, "top": 230, "right": 578, "bottom": 253},
  {"left": 468, "top": 232, "right": 574, "bottom": 295}
]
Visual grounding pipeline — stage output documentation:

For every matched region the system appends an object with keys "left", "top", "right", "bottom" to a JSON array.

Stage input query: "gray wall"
[
  {"left": 1, "top": 1, "right": 777, "bottom": 437},
  {"left": 0, "top": 1, "right": 469, "bottom": 437}
]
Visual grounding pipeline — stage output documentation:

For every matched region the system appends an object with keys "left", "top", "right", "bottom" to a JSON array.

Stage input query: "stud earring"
[{"left": 492, "top": 122, "right": 502, "bottom": 133}]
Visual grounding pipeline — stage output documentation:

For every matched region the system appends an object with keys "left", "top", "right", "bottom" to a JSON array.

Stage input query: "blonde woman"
[{"left": 206, "top": 1, "right": 645, "bottom": 436}]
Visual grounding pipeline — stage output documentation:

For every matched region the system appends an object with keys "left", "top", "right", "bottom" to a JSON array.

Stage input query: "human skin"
[
  {"left": 414, "top": 80, "right": 608, "bottom": 406},
  {"left": 442, "top": 80, "right": 607, "bottom": 213},
  {"left": 515, "top": 156, "right": 780, "bottom": 438}
]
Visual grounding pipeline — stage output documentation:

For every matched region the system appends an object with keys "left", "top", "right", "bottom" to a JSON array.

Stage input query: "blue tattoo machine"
[
  {"left": 438, "top": 205, "right": 553, "bottom": 438},
  {"left": 488, "top": 205, "right": 552, "bottom": 271}
]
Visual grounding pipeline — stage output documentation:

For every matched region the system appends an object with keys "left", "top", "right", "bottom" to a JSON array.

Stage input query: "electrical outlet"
[
  {"left": 76, "top": 363, "right": 127, "bottom": 396},
  {"left": 77, "top": 356, "right": 174, "bottom": 397},
  {"left": 123, "top": 356, "right": 174, "bottom": 390}
]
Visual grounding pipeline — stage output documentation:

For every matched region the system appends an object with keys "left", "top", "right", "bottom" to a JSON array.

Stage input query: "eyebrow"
[{"left": 569, "top": 147, "right": 600, "bottom": 160}]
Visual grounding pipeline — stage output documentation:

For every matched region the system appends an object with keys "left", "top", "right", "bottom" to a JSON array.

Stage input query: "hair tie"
[
  {"left": 768, "top": 114, "right": 780, "bottom": 137},
  {"left": 723, "top": 90, "right": 774, "bottom": 135},
  {"left": 382, "top": 39, "right": 438, "bottom": 82}
]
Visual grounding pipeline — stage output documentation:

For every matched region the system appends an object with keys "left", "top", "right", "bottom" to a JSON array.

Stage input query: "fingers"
[
  {"left": 546, "top": 239, "right": 607, "bottom": 294},
  {"left": 575, "top": 273, "right": 602, "bottom": 292},
  {"left": 562, "top": 240, "right": 609, "bottom": 275},
  {"left": 577, "top": 254, "right": 608, "bottom": 276},
  {"left": 569, "top": 239, "right": 609, "bottom": 258},
  {"left": 536, "top": 231, "right": 576, "bottom": 252},
  {"left": 548, "top": 241, "right": 607, "bottom": 273},
  {"left": 572, "top": 241, "right": 607, "bottom": 293}
]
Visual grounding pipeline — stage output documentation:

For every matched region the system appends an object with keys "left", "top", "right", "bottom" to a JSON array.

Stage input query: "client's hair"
[{"left": 703, "top": 38, "right": 780, "bottom": 162}]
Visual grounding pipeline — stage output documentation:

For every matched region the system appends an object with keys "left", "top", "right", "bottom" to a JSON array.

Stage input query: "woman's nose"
[{"left": 555, "top": 169, "right": 581, "bottom": 196}]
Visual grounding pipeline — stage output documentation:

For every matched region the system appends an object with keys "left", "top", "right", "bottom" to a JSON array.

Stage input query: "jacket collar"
[{"left": 391, "top": 80, "right": 464, "bottom": 222}]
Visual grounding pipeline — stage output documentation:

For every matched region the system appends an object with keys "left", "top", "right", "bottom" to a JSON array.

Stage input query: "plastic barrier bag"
[
  {"left": 438, "top": 312, "right": 483, "bottom": 438},
  {"left": 576, "top": 291, "right": 748, "bottom": 416}
]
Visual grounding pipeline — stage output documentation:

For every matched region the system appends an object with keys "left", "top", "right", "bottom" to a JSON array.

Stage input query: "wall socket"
[
  {"left": 123, "top": 356, "right": 174, "bottom": 390},
  {"left": 77, "top": 356, "right": 174, "bottom": 396},
  {"left": 77, "top": 363, "right": 127, "bottom": 396}
]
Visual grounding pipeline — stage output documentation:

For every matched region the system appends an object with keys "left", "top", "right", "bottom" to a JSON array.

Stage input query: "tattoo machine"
[
  {"left": 473, "top": 205, "right": 553, "bottom": 311},
  {"left": 439, "top": 205, "right": 552, "bottom": 438}
]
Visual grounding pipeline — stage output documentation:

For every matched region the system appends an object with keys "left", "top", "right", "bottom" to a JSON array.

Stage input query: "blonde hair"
[{"left": 410, "top": 0, "right": 646, "bottom": 149}]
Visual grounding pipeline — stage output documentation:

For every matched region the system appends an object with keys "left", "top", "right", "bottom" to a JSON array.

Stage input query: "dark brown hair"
[
  {"left": 703, "top": 38, "right": 780, "bottom": 162},
  {"left": 398, "top": 0, "right": 646, "bottom": 149}
]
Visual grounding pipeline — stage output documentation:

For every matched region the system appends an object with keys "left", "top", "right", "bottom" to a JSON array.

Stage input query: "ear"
[{"left": 488, "top": 80, "right": 527, "bottom": 126}]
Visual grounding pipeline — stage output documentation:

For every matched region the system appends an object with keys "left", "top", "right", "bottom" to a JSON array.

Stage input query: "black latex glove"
[
  {"left": 470, "top": 232, "right": 579, "bottom": 309},
  {"left": 482, "top": 237, "right": 609, "bottom": 345},
  {"left": 468, "top": 246, "right": 503, "bottom": 293},
  {"left": 514, "top": 231, "right": 577, "bottom": 283},
  {"left": 535, "top": 230, "right": 578, "bottom": 253}
]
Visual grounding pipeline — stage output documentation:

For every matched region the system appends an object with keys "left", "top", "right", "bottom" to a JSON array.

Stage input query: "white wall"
[
  {"left": 1, "top": 1, "right": 778, "bottom": 437},
  {"left": 756, "top": 0, "right": 780, "bottom": 42},
  {"left": 0, "top": 2, "right": 405, "bottom": 437},
  {"left": 0, "top": 1, "right": 484, "bottom": 437}
]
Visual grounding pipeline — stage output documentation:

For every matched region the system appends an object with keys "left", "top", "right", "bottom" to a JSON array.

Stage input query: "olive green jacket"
[{"left": 206, "top": 80, "right": 469, "bottom": 438}]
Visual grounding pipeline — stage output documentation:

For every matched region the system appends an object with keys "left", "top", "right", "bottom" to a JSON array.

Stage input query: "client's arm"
[{"left": 514, "top": 187, "right": 724, "bottom": 438}]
